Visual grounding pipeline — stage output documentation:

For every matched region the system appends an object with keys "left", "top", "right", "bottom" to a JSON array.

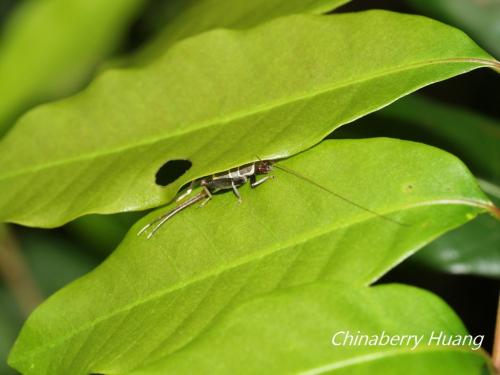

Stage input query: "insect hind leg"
[
  {"left": 138, "top": 191, "right": 207, "bottom": 238},
  {"left": 176, "top": 180, "right": 197, "bottom": 202}
]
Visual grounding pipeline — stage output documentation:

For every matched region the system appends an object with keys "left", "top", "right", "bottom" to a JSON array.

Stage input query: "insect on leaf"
[
  {"left": 8, "top": 138, "right": 495, "bottom": 374},
  {"left": 0, "top": 11, "right": 497, "bottom": 227}
]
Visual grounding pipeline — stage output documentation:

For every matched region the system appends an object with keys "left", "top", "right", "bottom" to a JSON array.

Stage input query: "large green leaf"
[
  {"left": 333, "top": 95, "right": 500, "bottom": 278},
  {"left": 374, "top": 95, "right": 500, "bottom": 278},
  {"left": 126, "top": 283, "right": 491, "bottom": 375},
  {"left": 0, "top": 10, "right": 497, "bottom": 228},
  {"left": 128, "top": 0, "right": 350, "bottom": 65},
  {"left": 0, "top": 0, "right": 145, "bottom": 134},
  {"left": 8, "top": 139, "right": 494, "bottom": 374}
]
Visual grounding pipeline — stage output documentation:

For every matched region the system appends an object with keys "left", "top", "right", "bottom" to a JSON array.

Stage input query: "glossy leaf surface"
[
  {"left": 8, "top": 139, "right": 493, "bottom": 374},
  {"left": 376, "top": 95, "right": 500, "bottom": 278},
  {"left": 127, "top": 283, "right": 491, "bottom": 375},
  {"left": 0, "top": 11, "right": 497, "bottom": 227}
]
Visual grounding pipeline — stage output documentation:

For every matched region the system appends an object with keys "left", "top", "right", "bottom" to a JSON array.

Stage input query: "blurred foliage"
[
  {"left": 19, "top": 230, "right": 101, "bottom": 295},
  {"left": 124, "top": 0, "right": 349, "bottom": 65},
  {"left": 380, "top": 95, "right": 499, "bottom": 185},
  {"left": 64, "top": 213, "right": 143, "bottom": 256},
  {"left": 415, "top": 211, "right": 500, "bottom": 279},
  {"left": 407, "top": 0, "right": 500, "bottom": 59},
  {"left": 0, "top": 0, "right": 146, "bottom": 135},
  {"left": 0, "top": 1, "right": 17, "bottom": 25},
  {"left": 0, "top": 288, "right": 21, "bottom": 375},
  {"left": 0, "top": 227, "right": 101, "bottom": 374}
]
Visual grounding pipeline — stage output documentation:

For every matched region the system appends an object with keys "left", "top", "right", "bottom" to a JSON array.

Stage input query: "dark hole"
[{"left": 155, "top": 159, "right": 192, "bottom": 186}]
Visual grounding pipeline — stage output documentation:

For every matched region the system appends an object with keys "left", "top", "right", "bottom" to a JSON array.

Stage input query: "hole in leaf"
[{"left": 155, "top": 159, "right": 192, "bottom": 186}]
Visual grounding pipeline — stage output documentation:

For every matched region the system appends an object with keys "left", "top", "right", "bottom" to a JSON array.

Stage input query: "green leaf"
[
  {"left": 373, "top": 95, "right": 500, "bottom": 278},
  {"left": 125, "top": 283, "right": 491, "bottom": 375},
  {"left": 128, "top": 0, "right": 350, "bottom": 65},
  {"left": 0, "top": 10, "right": 497, "bottom": 228},
  {"left": 0, "top": 0, "right": 145, "bottom": 134},
  {"left": 407, "top": 0, "right": 500, "bottom": 58},
  {"left": 378, "top": 95, "right": 500, "bottom": 185},
  {"left": 8, "top": 139, "right": 493, "bottom": 374}
]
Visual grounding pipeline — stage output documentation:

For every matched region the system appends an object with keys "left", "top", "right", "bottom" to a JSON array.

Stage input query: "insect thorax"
[{"left": 212, "top": 163, "right": 255, "bottom": 180}]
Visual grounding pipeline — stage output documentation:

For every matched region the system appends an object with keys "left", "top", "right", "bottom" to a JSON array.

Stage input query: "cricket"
[{"left": 138, "top": 158, "right": 405, "bottom": 238}]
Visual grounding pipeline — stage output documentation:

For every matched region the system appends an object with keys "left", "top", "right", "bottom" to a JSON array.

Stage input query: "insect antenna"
[{"left": 272, "top": 162, "right": 409, "bottom": 227}]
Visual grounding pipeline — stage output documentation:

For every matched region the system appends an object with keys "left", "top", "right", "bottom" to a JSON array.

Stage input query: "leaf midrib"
[
  {"left": 10, "top": 198, "right": 486, "bottom": 363},
  {"left": 0, "top": 58, "right": 489, "bottom": 182}
]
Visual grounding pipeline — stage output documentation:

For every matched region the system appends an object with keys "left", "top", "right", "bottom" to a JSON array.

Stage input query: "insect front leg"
[{"left": 250, "top": 174, "right": 274, "bottom": 188}]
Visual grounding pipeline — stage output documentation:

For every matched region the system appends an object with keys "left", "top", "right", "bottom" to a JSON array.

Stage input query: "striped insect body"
[
  {"left": 138, "top": 158, "right": 404, "bottom": 238},
  {"left": 138, "top": 161, "right": 273, "bottom": 238}
]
